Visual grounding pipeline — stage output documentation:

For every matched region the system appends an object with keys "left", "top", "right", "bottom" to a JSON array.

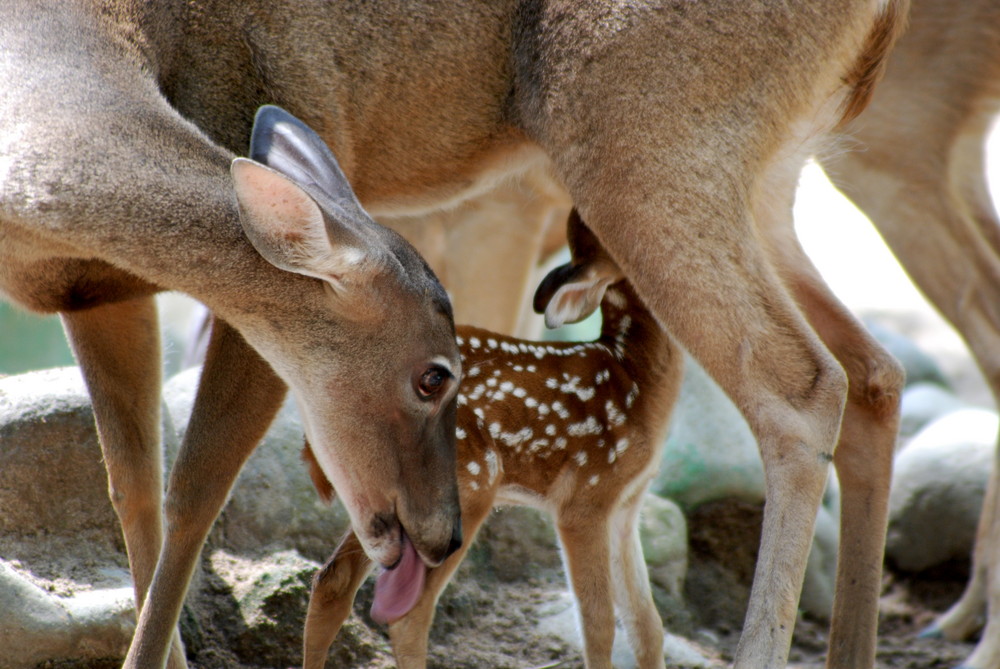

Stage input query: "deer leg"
[
  {"left": 123, "top": 317, "right": 286, "bottom": 668},
  {"left": 821, "top": 63, "right": 1000, "bottom": 664},
  {"left": 763, "top": 225, "right": 905, "bottom": 667},
  {"left": 303, "top": 530, "right": 374, "bottom": 669},
  {"left": 609, "top": 488, "right": 666, "bottom": 669},
  {"left": 61, "top": 295, "right": 188, "bottom": 668}
]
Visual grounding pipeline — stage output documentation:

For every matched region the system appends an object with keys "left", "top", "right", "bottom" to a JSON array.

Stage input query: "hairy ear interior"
[
  {"left": 232, "top": 157, "right": 369, "bottom": 286},
  {"left": 543, "top": 276, "right": 612, "bottom": 329}
]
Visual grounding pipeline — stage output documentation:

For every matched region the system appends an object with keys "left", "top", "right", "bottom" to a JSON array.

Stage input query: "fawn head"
[
  {"left": 534, "top": 210, "right": 625, "bottom": 327},
  {"left": 230, "top": 106, "right": 462, "bottom": 569}
]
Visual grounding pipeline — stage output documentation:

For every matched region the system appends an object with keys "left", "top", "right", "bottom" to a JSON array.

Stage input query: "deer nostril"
[{"left": 446, "top": 522, "right": 463, "bottom": 558}]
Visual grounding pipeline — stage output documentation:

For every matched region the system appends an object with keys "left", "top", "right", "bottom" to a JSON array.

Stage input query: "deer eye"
[{"left": 416, "top": 366, "right": 451, "bottom": 399}]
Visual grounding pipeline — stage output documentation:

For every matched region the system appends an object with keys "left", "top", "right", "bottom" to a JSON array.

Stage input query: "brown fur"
[{"left": 0, "top": 1, "right": 909, "bottom": 666}]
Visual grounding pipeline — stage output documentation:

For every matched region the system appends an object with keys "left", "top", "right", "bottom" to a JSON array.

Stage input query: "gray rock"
[
  {"left": 639, "top": 493, "right": 688, "bottom": 599},
  {"left": 0, "top": 367, "right": 178, "bottom": 667},
  {"left": 800, "top": 504, "right": 838, "bottom": 622},
  {"left": 899, "top": 382, "right": 967, "bottom": 440},
  {"left": 887, "top": 408, "right": 997, "bottom": 572},
  {"left": 654, "top": 354, "right": 764, "bottom": 510},
  {"left": 0, "top": 561, "right": 133, "bottom": 668},
  {"left": 207, "top": 549, "right": 318, "bottom": 667}
]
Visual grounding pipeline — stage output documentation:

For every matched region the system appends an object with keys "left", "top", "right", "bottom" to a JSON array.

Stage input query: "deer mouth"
[{"left": 370, "top": 531, "right": 427, "bottom": 623}]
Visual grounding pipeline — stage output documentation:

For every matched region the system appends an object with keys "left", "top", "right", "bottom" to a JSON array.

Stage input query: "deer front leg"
[
  {"left": 125, "top": 317, "right": 286, "bottom": 668},
  {"left": 303, "top": 530, "right": 374, "bottom": 669},
  {"left": 61, "top": 295, "right": 187, "bottom": 668}
]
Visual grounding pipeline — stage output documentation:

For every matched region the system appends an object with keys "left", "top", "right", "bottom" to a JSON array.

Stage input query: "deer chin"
[{"left": 370, "top": 532, "right": 427, "bottom": 624}]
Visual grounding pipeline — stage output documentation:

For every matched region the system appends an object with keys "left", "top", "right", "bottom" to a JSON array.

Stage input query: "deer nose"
[{"left": 445, "top": 521, "right": 463, "bottom": 559}]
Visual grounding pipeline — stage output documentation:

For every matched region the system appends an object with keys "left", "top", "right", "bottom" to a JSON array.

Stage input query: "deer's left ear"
[{"left": 533, "top": 262, "right": 617, "bottom": 329}]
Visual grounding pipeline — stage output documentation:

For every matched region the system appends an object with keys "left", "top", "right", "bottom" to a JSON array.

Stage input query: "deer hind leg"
[
  {"left": 303, "top": 530, "right": 374, "bottom": 669},
  {"left": 123, "top": 317, "right": 286, "bottom": 668},
  {"left": 534, "top": 123, "right": 847, "bottom": 669},
  {"left": 763, "top": 221, "right": 905, "bottom": 667},
  {"left": 60, "top": 294, "right": 188, "bottom": 669},
  {"left": 609, "top": 486, "right": 666, "bottom": 669},
  {"left": 821, "top": 46, "right": 1000, "bottom": 664}
]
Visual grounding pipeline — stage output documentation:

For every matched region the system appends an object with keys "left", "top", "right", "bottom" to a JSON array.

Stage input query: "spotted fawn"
[{"left": 302, "top": 211, "right": 683, "bottom": 669}]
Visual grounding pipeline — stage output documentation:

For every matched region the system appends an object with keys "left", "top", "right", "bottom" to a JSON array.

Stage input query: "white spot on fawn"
[
  {"left": 545, "top": 424, "right": 557, "bottom": 436},
  {"left": 626, "top": 383, "right": 640, "bottom": 408},
  {"left": 605, "top": 400, "right": 626, "bottom": 427},
  {"left": 551, "top": 401, "right": 570, "bottom": 420},
  {"left": 574, "top": 451, "right": 588, "bottom": 466},
  {"left": 470, "top": 337, "right": 481, "bottom": 349},
  {"left": 485, "top": 450, "right": 499, "bottom": 482},
  {"left": 467, "top": 461, "right": 481, "bottom": 476},
  {"left": 567, "top": 416, "right": 603, "bottom": 436},
  {"left": 555, "top": 437, "right": 568, "bottom": 449},
  {"left": 588, "top": 475, "right": 599, "bottom": 486},
  {"left": 616, "top": 438, "right": 630, "bottom": 455},
  {"left": 456, "top": 427, "right": 467, "bottom": 440}
]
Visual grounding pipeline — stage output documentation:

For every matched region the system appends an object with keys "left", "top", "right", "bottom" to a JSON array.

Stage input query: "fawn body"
[{"left": 302, "top": 213, "right": 683, "bottom": 669}]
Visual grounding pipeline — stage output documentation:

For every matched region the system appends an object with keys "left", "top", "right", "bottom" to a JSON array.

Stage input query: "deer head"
[{"left": 230, "top": 106, "right": 462, "bottom": 569}]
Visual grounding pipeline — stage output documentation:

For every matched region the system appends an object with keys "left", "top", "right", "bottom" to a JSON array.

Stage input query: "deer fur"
[
  {"left": 301, "top": 211, "right": 683, "bottom": 669},
  {"left": 819, "top": 0, "right": 1000, "bottom": 667},
  {"left": 0, "top": 1, "right": 908, "bottom": 666}
]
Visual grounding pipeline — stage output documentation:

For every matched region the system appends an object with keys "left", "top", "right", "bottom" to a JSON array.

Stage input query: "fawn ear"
[
  {"left": 231, "top": 158, "right": 379, "bottom": 287},
  {"left": 533, "top": 262, "right": 617, "bottom": 329}
]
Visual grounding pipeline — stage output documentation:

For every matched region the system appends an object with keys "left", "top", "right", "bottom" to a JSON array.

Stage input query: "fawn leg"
[
  {"left": 387, "top": 494, "right": 493, "bottom": 669},
  {"left": 123, "top": 317, "right": 286, "bottom": 667},
  {"left": 303, "top": 530, "right": 374, "bottom": 669},
  {"left": 557, "top": 517, "right": 616, "bottom": 669},
  {"left": 609, "top": 489, "right": 666, "bottom": 669},
  {"left": 61, "top": 295, "right": 187, "bottom": 668}
]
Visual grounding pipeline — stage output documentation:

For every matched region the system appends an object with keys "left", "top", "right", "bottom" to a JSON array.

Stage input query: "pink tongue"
[{"left": 370, "top": 534, "right": 426, "bottom": 624}]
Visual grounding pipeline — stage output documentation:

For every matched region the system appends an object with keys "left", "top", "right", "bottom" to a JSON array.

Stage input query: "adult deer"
[
  {"left": 0, "top": 1, "right": 906, "bottom": 667},
  {"left": 0, "top": 96, "right": 463, "bottom": 668},
  {"left": 818, "top": 0, "right": 1000, "bottom": 666},
  {"left": 301, "top": 211, "right": 683, "bottom": 669}
]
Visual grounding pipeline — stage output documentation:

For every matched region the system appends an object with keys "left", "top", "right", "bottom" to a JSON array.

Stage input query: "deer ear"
[
  {"left": 231, "top": 158, "right": 375, "bottom": 286},
  {"left": 249, "top": 105, "right": 366, "bottom": 219},
  {"left": 533, "top": 263, "right": 615, "bottom": 329}
]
